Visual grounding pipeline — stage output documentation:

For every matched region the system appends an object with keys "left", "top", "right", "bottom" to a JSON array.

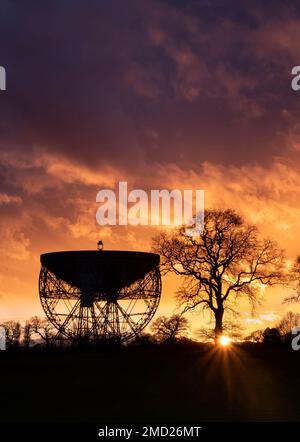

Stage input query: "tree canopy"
[{"left": 153, "top": 209, "right": 286, "bottom": 341}]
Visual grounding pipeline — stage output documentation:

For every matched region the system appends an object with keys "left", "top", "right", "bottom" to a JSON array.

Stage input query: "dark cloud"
[{"left": 0, "top": 0, "right": 300, "bottom": 175}]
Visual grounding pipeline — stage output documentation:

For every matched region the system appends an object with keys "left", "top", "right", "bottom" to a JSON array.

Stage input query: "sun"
[{"left": 219, "top": 335, "right": 231, "bottom": 347}]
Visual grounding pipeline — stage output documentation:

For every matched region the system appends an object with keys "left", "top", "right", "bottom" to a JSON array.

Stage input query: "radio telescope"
[{"left": 39, "top": 248, "right": 161, "bottom": 342}]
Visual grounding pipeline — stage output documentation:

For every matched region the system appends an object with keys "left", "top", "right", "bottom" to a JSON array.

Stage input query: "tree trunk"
[{"left": 214, "top": 308, "right": 224, "bottom": 343}]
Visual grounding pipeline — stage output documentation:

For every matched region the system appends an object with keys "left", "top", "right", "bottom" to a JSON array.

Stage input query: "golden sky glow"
[{"left": 1, "top": 1, "right": 300, "bottom": 337}]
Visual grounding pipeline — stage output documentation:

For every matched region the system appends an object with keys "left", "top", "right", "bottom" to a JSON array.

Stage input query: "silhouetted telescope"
[
  {"left": 41, "top": 250, "right": 159, "bottom": 305},
  {"left": 39, "top": 246, "right": 161, "bottom": 341}
]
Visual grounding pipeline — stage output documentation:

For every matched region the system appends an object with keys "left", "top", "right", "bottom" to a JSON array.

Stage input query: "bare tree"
[
  {"left": 284, "top": 256, "right": 300, "bottom": 304},
  {"left": 262, "top": 327, "right": 281, "bottom": 344},
  {"left": 29, "top": 316, "right": 56, "bottom": 347},
  {"left": 151, "top": 314, "right": 189, "bottom": 343},
  {"left": 23, "top": 321, "right": 33, "bottom": 348},
  {"left": 153, "top": 209, "right": 285, "bottom": 342},
  {"left": 0, "top": 321, "right": 21, "bottom": 348},
  {"left": 244, "top": 329, "right": 264, "bottom": 343},
  {"left": 277, "top": 311, "right": 300, "bottom": 338}
]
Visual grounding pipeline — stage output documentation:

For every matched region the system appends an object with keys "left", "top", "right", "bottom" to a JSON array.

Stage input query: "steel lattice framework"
[{"left": 39, "top": 265, "right": 161, "bottom": 342}]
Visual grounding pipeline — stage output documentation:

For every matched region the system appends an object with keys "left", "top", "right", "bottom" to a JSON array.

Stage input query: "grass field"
[{"left": 0, "top": 343, "right": 299, "bottom": 422}]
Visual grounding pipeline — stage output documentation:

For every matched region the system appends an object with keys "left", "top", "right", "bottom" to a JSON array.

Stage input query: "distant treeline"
[{"left": 1, "top": 311, "right": 299, "bottom": 350}]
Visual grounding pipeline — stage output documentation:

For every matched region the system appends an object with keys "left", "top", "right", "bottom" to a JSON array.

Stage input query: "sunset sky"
[{"left": 1, "top": 1, "right": 300, "bottom": 334}]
